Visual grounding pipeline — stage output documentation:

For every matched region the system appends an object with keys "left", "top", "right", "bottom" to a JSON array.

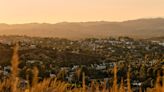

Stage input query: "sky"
[{"left": 0, "top": 0, "right": 164, "bottom": 24}]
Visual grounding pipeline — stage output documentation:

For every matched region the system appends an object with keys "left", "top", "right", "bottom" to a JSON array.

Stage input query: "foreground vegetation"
[{"left": 0, "top": 44, "right": 163, "bottom": 92}]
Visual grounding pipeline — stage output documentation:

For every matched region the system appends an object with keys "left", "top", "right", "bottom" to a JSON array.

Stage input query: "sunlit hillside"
[{"left": 0, "top": 18, "right": 164, "bottom": 39}]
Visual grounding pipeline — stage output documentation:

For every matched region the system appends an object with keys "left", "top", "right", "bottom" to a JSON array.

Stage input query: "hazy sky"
[{"left": 0, "top": 0, "right": 164, "bottom": 24}]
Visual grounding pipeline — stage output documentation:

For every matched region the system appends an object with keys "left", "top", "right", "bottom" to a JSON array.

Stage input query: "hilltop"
[{"left": 0, "top": 18, "right": 164, "bottom": 39}]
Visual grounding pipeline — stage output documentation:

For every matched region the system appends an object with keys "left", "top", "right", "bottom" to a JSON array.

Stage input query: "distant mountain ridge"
[{"left": 0, "top": 18, "right": 164, "bottom": 39}]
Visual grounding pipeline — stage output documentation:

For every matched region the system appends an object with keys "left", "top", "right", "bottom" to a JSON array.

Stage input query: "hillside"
[
  {"left": 0, "top": 44, "right": 12, "bottom": 64},
  {"left": 0, "top": 18, "right": 164, "bottom": 39}
]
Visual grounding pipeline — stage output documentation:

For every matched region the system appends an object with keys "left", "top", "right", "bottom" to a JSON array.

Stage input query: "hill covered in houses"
[{"left": 0, "top": 36, "right": 163, "bottom": 91}]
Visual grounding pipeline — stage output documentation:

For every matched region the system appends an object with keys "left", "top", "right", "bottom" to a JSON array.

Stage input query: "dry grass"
[
  {"left": 119, "top": 78, "right": 125, "bottom": 92},
  {"left": 0, "top": 44, "right": 163, "bottom": 92},
  {"left": 113, "top": 65, "right": 118, "bottom": 92},
  {"left": 127, "top": 66, "right": 132, "bottom": 92}
]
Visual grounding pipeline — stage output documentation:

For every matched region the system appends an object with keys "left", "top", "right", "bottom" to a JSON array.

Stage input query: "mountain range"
[{"left": 0, "top": 18, "right": 164, "bottom": 39}]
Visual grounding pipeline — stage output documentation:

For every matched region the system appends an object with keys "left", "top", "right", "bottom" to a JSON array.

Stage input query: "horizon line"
[{"left": 0, "top": 17, "right": 164, "bottom": 25}]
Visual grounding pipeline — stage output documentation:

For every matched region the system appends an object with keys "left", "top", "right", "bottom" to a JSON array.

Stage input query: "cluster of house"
[
  {"left": 0, "top": 58, "right": 160, "bottom": 91},
  {"left": 0, "top": 36, "right": 163, "bottom": 91}
]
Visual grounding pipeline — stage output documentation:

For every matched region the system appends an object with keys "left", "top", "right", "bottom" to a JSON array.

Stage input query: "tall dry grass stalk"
[
  {"left": 119, "top": 78, "right": 125, "bottom": 92},
  {"left": 95, "top": 82, "right": 99, "bottom": 92},
  {"left": 76, "top": 68, "right": 81, "bottom": 81},
  {"left": 91, "top": 80, "right": 95, "bottom": 92},
  {"left": 113, "top": 65, "right": 118, "bottom": 92},
  {"left": 154, "top": 71, "right": 162, "bottom": 92},
  {"left": 57, "top": 68, "right": 66, "bottom": 80},
  {"left": 102, "top": 80, "right": 107, "bottom": 92},
  {"left": 11, "top": 43, "right": 20, "bottom": 92},
  {"left": 30, "top": 67, "right": 39, "bottom": 92},
  {"left": 127, "top": 66, "right": 132, "bottom": 92},
  {"left": 82, "top": 72, "right": 86, "bottom": 92}
]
